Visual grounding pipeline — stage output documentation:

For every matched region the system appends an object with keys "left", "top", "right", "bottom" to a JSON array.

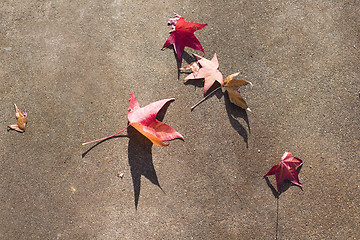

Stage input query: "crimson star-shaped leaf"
[
  {"left": 182, "top": 53, "right": 224, "bottom": 96},
  {"left": 162, "top": 14, "right": 207, "bottom": 61},
  {"left": 83, "top": 92, "right": 184, "bottom": 146},
  {"left": 264, "top": 151, "right": 303, "bottom": 192}
]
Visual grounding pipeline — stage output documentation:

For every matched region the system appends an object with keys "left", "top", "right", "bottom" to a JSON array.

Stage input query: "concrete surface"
[{"left": 1, "top": 0, "right": 359, "bottom": 239}]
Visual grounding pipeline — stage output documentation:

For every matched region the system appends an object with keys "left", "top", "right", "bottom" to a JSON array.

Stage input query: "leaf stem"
[
  {"left": 82, "top": 124, "right": 130, "bottom": 145},
  {"left": 191, "top": 86, "right": 222, "bottom": 111}
]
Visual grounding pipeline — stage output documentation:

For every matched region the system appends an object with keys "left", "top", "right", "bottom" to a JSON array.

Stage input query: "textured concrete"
[{"left": 1, "top": 0, "right": 359, "bottom": 239}]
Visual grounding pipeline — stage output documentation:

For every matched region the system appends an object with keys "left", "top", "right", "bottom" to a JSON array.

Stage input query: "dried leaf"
[
  {"left": 183, "top": 53, "right": 224, "bottom": 96},
  {"left": 179, "top": 61, "right": 200, "bottom": 77},
  {"left": 224, "top": 72, "right": 252, "bottom": 111},
  {"left": 7, "top": 104, "right": 27, "bottom": 132},
  {"left": 167, "top": 12, "right": 182, "bottom": 30}
]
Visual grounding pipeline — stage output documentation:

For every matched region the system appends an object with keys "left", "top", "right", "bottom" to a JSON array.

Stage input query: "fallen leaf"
[
  {"left": 188, "top": 70, "right": 252, "bottom": 111},
  {"left": 182, "top": 53, "right": 224, "bottom": 96},
  {"left": 7, "top": 104, "right": 27, "bottom": 132},
  {"left": 162, "top": 14, "right": 207, "bottom": 61},
  {"left": 179, "top": 61, "right": 200, "bottom": 76},
  {"left": 128, "top": 91, "right": 184, "bottom": 146},
  {"left": 83, "top": 92, "right": 184, "bottom": 146},
  {"left": 167, "top": 12, "right": 182, "bottom": 30},
  {"left": 264, "top": 151, "right": 303, "bottom": 193},
  {"left": 224, "top": 72, "right": 252, "bottom": 111}
]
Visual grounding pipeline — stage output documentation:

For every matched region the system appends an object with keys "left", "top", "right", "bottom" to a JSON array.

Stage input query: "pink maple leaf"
[
  {"left": 83, "top": 92, "right": 183, "bottom": 146},
  {"left": 182, "top": 53, "right": 224, "bottom": 96}
]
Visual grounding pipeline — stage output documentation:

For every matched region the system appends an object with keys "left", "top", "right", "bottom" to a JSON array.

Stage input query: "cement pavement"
[{"left": 1, "top": 1, "right": 359, "bottom": 239}]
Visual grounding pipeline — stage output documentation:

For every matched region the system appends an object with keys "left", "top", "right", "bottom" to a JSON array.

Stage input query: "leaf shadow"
[
  {"left": 224, "top": 92, "right": 250, "bottom": 148},
  {"left": 183, "top": 78, "right": 204, "bottom": 88},
  {"left": 164, "top": 45, "right": 196, "bottom": 79},
  {"left": 7, "top": 128, "right": 25, "bottom": 133},
  {"left": 82, "top": 128, "right": 165, "bottom": 210},
  {"left": 264, "top": 165, "right": 303, "bottom": 240},
  {"left": 182, "top": 50, "right": 197, "bottom": 65},
  {"left": 264, "top": 165, "right": 303, "bottom": 197},
  {"left": 127, "top": 125, "right": 163, "bottom": 210},
  {"left": 127, "top": 101, "right": 175, "bottom": 209},
  {"left": 264, "top": 177, "right": 280, "bottom": 239},
  {"left": 183, "top": 78, "right": 223, "bottom": 94},
  {"left": 81, "top": 135, "right": 129, "bottom": 158},
  {"left": 156, "top": 99, "right": 174, "bottom": 121},
  {"left": 82, "top": 101, "right": 178, "bottom": 209},
  {"left": 177, "top": 50, "right": 197, "bottom": 79},
  {"left": 265, "top": 177, "right": 280, "bottom": 199}
]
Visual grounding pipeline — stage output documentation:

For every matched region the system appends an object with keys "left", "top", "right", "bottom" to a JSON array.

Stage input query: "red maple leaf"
[
  {"left": 162, "top": 14, "right": 207, "bottom": 61},
  {"left": 181, "top": 53, "right": 224, "bottom": 96},
  {"left": 264, "top": 151, "right": 303, "bottom": 192},
  {"left": 83, "top": 92, "right": 184, "bottom": 146}
]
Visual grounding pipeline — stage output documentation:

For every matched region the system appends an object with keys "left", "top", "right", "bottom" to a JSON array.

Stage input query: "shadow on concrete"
[
  {"left": 224, "top": 92, "right": 250, "bottom": 148},
  {"left": 183, "top": 78, "right": 223, "bottom": 95},
  {"left": 184, "top": 81, "right": 223, "bottom": 112},
  {"left": 81, "top": 135, "right": 129, "bottom": 158},
  {"left": 82, "top": 128, "right": 163, "bottom": 210},
  {"left": 179, "top": 80, "right": 250, "bottom": 146},
  {"left": 264, "top": 165, "right": 303, "bottom": 239},
  {"left": 265, "top": 177, "right": 279, "bottom": 199},
  {"left": 177, "top": 50, "right": 196, "bottom": 79},
  {"left": 163, "top": 45, "right": 196, "bottom": 79},
  {"left": 264, "top": 178, "right": 280, "bottom": 240},
  {"left": 181, "top": 50, "right": 197, "bottom": 66},
  {"left": 127, "top": 126, "right": 163, "bottom": 209},
  {"left": 82, "top": 101, "right": 179, "bottom": 209},
  {"left": 127, "top": 100, "right": 177, "bottom": 209}
]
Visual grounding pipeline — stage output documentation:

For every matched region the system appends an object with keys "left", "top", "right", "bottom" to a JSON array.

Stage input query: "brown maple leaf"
[
  {"left": 224, "top": 72, "right": 252, "bottom": 111},
  {"left": 188, "top": 70, "right": 252, "bottom": 111}
]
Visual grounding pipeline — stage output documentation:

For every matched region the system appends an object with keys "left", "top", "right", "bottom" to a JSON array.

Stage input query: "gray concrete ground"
[{"left": 1, "top": 0, "right": 359, "bottom": 239}]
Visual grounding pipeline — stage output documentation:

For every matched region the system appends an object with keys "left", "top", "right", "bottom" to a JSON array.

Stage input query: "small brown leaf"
[
  {"left": 224, "top": 72, "right": 252, "bottom": 111},
  {"left": 8, "top": 104, "right": 27, "bottom": 132}
]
